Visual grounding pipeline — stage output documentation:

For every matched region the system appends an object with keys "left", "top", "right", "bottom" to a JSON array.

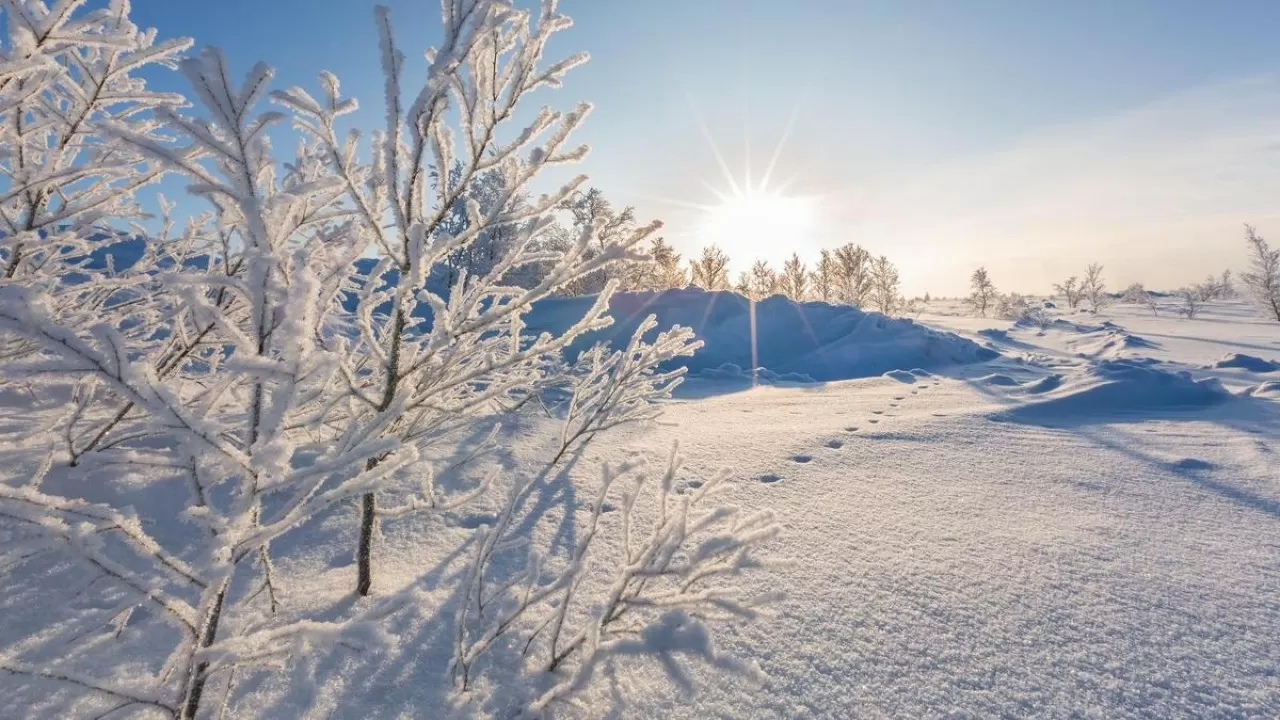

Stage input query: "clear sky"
[{"left": 129, "top": 0, "right": 1280, "bottom": 296}]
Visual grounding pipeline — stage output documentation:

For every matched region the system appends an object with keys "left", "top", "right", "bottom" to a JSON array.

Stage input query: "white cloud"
[{"left": 833, "top": 74, "right": 1280, "bottom": 295}]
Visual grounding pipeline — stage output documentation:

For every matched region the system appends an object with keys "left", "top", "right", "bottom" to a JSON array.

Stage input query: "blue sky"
[{"left": 129, "top": 0, "right": 1280, "bottom": 295}]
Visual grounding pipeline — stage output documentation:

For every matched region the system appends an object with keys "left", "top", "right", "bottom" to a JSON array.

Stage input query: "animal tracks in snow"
[{"left": 758, "top": 375, "right": 946, "bottom": 488}]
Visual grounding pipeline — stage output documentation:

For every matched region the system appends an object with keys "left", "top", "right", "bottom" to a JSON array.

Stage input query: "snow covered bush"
[
  {"left": 1179, "top": 287, "right": 1202, "bottom": 319},
  {"left": 1122, "top": 283, "right": 1148, "bottom": 305},
  {"left": 0, "top": 1, "right": 780, "bottom": 716},
  {"left": 1243, "top": 224, "right": 1280, "bottom": 321}
]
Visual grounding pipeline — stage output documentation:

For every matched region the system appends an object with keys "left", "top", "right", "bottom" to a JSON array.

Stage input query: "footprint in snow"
[
  {"left": 759, "top": 474, "right": 783, "bottom": 484},
  {"left": 910, "top": 390, "right": 918, "bottom": 395},
  {"left": 871, "top": 410, "right": 885, "bottom": 415},
  {"left": 893, "top": 396, "right": 906, "bottom": 401},
  {"left": 890, "top": 403, "right": 899, "bottom": 407},
  {"left": 826, "top": 439, "right": 844, "bottom": 449},
  {"left": 792, "top": 454, "right": 813, "bottom": 463},
  {"left": 844, "top": 426, "right": 859, "bottom": 433},
  {"left": 1171, "top": 458, "right": 1216, "bottom": 471},
  {"left": 868, "top": 418, "right": 880, "bottom": 424}
]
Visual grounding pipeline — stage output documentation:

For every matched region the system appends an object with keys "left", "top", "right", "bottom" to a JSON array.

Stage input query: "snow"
[
  {"left": 1211, "top": 352, "right": 1280, "bottom": 373},
  {"left": 524, "top": 288, "right": 997, "bottom": 382},
  {"left": 6, "top": 295, "right": 1279, "bottom": 717}
]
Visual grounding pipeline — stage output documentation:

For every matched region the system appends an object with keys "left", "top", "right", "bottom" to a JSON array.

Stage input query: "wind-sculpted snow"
[
  {"left": 993, "top": 359, "right": 1231, "bottom": 424},
  {"left": 1210, "top": 353, "right": 1280, "bottom": 373},
  {"left": 524, "top": 289, "right": 998, "bottom": 382}
]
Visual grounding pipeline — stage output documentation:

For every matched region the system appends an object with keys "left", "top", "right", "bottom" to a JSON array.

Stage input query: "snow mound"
[
  {"left": 1022, "top": 374, "right": 1064, "bottom": 394},
  {"left": 698, "top": 363, "right": 815, "bottom": 384},
  {"left": 883, "top": 370, "right": 917, "bottom": 383},
  {"left": 978, "top": 328, "right": 1010, "bottom": 341},
  {"left": 993, "top": 360, "right": 1230, "bottom": 422},
  {"left": 524, "top": 289, "right": 998, "bottom": 382},
  {"left": 976, "top": 373, "right": 1020, "bottom": 387},
  {"left": 1031, "top": 318, "right": 1106, "bottom": 334},
  {"left": 1210, "top": 353, "right": 1280, "bottom": 373},
  {"left": 1244, "top": 381, "right": 1280, "bottom": 399},
  {"left": 1071, "top": 328, "right": 1157, "bottom": 359}
]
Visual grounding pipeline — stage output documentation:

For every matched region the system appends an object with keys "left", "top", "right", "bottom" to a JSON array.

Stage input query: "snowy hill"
[{"left": 525, "top": 288, "right": 998, "bottom": 382}]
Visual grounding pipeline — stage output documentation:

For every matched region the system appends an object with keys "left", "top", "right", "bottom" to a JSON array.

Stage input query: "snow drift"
[
  {"left": 1210, "top": 353, "right": 1280, "bottom": 373},
  {"left": 523, "top": 289, "right": 998, "bottom": 382},
  {"left": 993, "top": 359, "right": 1231, "bottom": 423}
]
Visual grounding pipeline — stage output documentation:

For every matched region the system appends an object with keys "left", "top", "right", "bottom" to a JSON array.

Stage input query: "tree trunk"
[{"left": 357, "top": 491, "right": 376, "bottom": 596}]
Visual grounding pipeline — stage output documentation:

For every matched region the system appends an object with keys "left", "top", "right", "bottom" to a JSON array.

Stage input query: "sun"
[{"left": 701, "top": 189, "right": 817, "bottom": 263}]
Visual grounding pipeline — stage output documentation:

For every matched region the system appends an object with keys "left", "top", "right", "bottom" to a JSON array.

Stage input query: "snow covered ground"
[{"left": 3, "top": 298, "right": 1278, "bottom": 718}]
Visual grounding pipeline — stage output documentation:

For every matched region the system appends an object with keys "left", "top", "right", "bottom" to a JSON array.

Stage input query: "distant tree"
[
  {"left": 1180, "top": 287, "right": 1201, "bottom": 319},
  {"left": 690, "top": 244, "right": 731, "bottom": 290},
  {"left": 557, "top": 187, "right": 639, "bottom": 293},
  {"left": 733, "top": 271, "right": 751, "bottom": 296},
  {"left": 745, "top": 259, "right": 779, "bottom": 300},
  {"left": 1243, "top": 225, "right": 1280, "bottom": 321},
  {"left": 967, "top": 267, "right": 998, "bottom": 317},
  {"left": 922, "top": 291, "right": 931, "bottom": 304},
  {"left": 1054, "top": 276, "right": 1083, "bottom": 309},
  {"left": 1082, "top": 263, "right": 1108, "bottom": 311},
  {"left": 779, "top": 253, "right": 809, "bottom": 300},
  {"left": 1219, "top": 269, "right": 1234, "bottom": 299},
  {"left": 810, "top": 249, "right": 838, "bottom": 303},
  {"left": 1122, "top": 282, "right": 1148, "bottom": 305},
  {"left": 656, "top": 238, "right": 688, "bottom": 287},
  {"left": 630, "top": 237, "right": 687, "bottom": 290},
  {"left": 870, "top": 255, "right": 902, "bottom": 315},
  {"left": 832, "top": 243, "right": 873, "bottom": 307}
]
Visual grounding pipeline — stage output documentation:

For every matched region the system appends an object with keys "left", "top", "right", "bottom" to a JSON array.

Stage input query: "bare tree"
[
  {"left": 967, "top": 267, "right": 998, "bottom": 317},
  {"left": 1242, "top": 224, "right": 1280, "bottom": 321},
  {"left": 1082, "top": 263, "right": 1108, "bottom": 311},
  {"left": 1180, "top": 287, "right": 1201, "bottom": 319},
  {"left": 810, "top": 249, "right": 838, "bottom": 303},
  {"left": 689, "top": 244, "right": 731, "bottom": 290},
  {"left": 1054, "top": 276, "right": 1083, "bottom": 309},
  {"left": 1220, "top": 269, "right": 1234, "bottom": 298},
  {"left": 870, "top": 255, "right": 902, "bottom": 315},
  {"left": 745, "top": 259, "right": 779, "bottom": 300},
  {"left": 832, "top": 243, "right": 873, "bottom": 307},
  {"left": 779, "top": 252, "right": 809, "bottom": 300}
]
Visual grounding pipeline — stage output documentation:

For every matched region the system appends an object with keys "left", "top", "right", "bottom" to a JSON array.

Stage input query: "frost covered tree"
[
  {"left": 778, "top": 252, "right": 809, "bottom": 301},
  {"left": 1180, "top": 287, "right": 1201, "bottom": 319},
  {"left": 689, "top": 244, "right": 730, "bottom": 290},
  {"left": 642, "top": 236, "right": 687, "bottom": 289},
  {"left": 832, "top": 243, "right": 873, "bottom": 307},
  {"left": 1054, "top": 276, "right": 1083, "bottom": 310},
  {"left": 869, "top": 255, "right": 902, "bottom": 315},
  {"left": 434, "top": 166, "right": 512, "bottom": 286},
  {"left": 1122, "top": 283, "right": 1149, "bottom": 305},
  {"left": 557, "top": 187, "right": 637, "bottom": 293},
  {"left": 1242, "top": 225, "right": 1280, "bottom": 321},
  {"left": 1219, "top": 269, "right": 1234, "bottom": 299},
  {"left": 744, "top": 259, "right": 778, "bottom": 300},
  {"left": 0, "top": 2, "right": 780, "bottom": 716},
  {"left": 1082, "top": 262, "right": 1108, "bottom": 311},
  {"left": 810, "top": 249, "right": 837, "bottom": 303},
  {"left": 967, "top": 267, "right": 998, "bottom": 317}
]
